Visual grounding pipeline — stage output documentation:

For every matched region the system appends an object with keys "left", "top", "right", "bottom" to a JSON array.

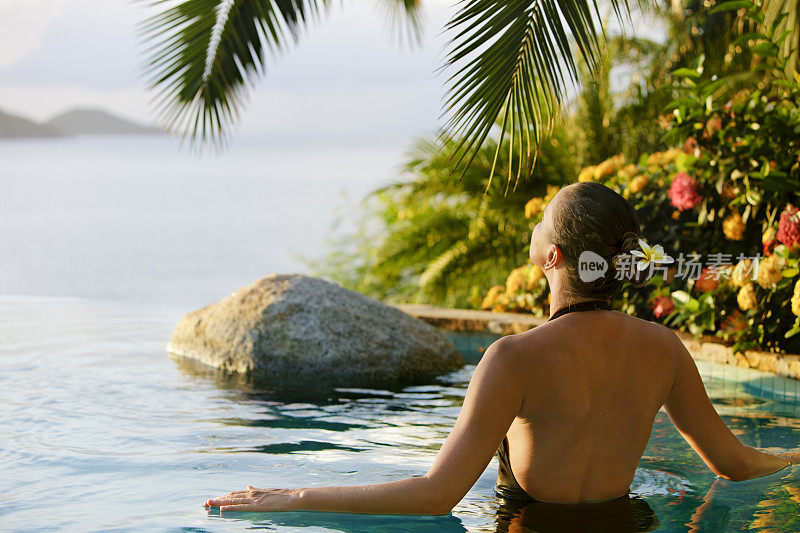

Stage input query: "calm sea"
[{"left": 0, "top": 134, "right": 405, "bottom": 307}]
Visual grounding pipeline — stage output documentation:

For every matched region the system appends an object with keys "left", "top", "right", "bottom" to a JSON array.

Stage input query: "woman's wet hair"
[{"left": 550, "top": 182, "right": 652, "bottom": 301}]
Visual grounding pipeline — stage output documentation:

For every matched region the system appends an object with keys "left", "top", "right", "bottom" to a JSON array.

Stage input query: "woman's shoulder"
[{"left": 504, "top": 310, "right": 676, "bottom": 356}]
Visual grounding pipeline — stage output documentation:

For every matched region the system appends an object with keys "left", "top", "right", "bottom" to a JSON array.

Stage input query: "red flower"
[
  {"left": 764, "top": 238, "right": 779, "bottom": 256},
  {"left": 649, "top": 295, "right": 675, "bottom": 318},
  {"left": 668, "top": 172, "right": 703, "bottom": 211},
  {"left": 683, "top": 137, "right": 697, "bottom": 154},
  {"left": 694, "top": 266, "right": 718, "bottom": 293},
  {"left": 721, "top": 310, "right": 747, "bottom": 333},
  {"left": 777, "top": 204, "right": 800, "bottom": 249}
]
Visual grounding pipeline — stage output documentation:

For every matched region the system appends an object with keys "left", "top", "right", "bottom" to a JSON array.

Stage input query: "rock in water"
[{"left": 167, "top": 274, "right": 465, "bottom": 386}]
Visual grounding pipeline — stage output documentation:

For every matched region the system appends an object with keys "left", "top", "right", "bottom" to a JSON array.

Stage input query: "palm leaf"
[
  {"left": 137, "top": 0, "right": 423, "bottom": 144},
  {"left": 435, "top": 0, "right": 632, "bottom": 189},
  {"left": 375, "top": 0, "right": 425, "bottom": 48},
  {"left": 762, "top": 0, "right": 800, "bottom": 74}
]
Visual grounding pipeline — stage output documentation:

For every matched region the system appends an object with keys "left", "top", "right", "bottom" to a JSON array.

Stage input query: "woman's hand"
[{"left": 204, "top": 485, "right": 302, "bottom": 512}]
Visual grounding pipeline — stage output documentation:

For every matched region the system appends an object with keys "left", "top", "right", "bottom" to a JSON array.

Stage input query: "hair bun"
[
  {"left": 618, "top": 231, "right": 640, "bottom": 254},
  {"left": 612, "top": 231, "right": 652, "bottom": 288}
]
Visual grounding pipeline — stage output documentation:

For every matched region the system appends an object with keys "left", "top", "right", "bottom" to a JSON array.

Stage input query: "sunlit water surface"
[{"left": 3, "top": 296, "right": 800, "bottom": 532}]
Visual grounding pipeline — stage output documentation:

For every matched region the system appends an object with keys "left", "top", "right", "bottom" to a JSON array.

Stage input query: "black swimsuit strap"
[{"left": 548, "top": 299, "right": 612, "bottom": 322}]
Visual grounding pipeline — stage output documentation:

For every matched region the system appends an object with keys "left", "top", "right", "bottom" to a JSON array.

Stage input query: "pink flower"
[
  {"left": 777, "top": 204, "right": 800, "bottom": 249},
  {"left": 649, "top": 295, "right": 674, "bottom": 318},
  {"left": 668, "top": 172, "right": 703, "bottom": 211}
]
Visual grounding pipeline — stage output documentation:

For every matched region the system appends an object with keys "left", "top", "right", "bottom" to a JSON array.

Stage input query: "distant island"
[{"left": 0, "top": 108, "right": 163, "bottom": 139}]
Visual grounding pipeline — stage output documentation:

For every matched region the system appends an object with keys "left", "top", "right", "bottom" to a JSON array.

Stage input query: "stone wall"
[{"left": 392, "top": 303, "right": 800, "bottom": 381}]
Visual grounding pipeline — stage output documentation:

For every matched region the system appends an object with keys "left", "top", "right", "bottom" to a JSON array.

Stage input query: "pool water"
[{"left": 3, "top": 296, "right": 800, "bottom": 532}]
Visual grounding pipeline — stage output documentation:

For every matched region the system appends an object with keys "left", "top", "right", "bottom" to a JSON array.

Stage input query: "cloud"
[
  {"left": 0, "top": 0, "right": 139, "bottom": 88},
  {"left": 0, "top": 0, "right": 66, "bottom": 68},
  {"left": 0, "top": 0, "right": 452, "bottom": 138}
]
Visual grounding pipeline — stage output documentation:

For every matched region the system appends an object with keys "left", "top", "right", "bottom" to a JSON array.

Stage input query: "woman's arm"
[
  {"left": 204, "top": 336, "right": 525, "bottom": 515},
  {"left": 205, "top": 477, "right": 443, "bottom": 515},
  {"left": 663, "top": 331, "right": 795, "bottom": 481},
  {"left": 292, "top": 475, "right": 445, "bottom": 515}
]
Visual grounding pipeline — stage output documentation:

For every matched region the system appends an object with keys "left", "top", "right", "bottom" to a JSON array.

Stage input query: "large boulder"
[{"left": 167, "top": 274, "right": 465, "bottom": 386}]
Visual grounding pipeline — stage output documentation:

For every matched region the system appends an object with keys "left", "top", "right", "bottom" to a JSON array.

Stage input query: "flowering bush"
[{"left": 480, "top": 0, "right": 800, "bottom": 354}]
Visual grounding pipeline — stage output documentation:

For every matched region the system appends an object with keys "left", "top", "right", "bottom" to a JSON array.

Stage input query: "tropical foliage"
[
  {"left": 137, "top": 0, "right": 800, "bottom": 188},
  {"left": 484, "top": 1, "right": 800, "bottom": 354},
  {"left": 304, "top": 123, "right": 578, "bottom": 309},
  {"left": 141, "top": 0, "right": 800, "bottom": 353}
]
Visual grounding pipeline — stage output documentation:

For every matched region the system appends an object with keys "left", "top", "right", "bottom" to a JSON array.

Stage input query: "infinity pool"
[{"left": 3, "top": 296, "right": 800, "bottom": 532}]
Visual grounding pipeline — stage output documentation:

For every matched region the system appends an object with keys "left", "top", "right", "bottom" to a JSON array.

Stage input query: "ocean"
[{"left": 0, "top": 133, "right": 406, "bottom": 307}]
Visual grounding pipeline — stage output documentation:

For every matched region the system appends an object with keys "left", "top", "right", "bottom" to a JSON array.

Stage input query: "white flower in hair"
[{"left": 629, "top": 238, "right": 674, "bottom": 271}]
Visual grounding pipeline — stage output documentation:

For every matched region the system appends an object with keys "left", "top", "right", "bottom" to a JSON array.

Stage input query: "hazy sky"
[{"left": 0, "top": 0, "right": 665, "bottom": 140}]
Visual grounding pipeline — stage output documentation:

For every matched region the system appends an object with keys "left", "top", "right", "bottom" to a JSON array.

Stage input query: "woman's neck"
[{"left": 545, "top": 273, "right": 606, "bottom": 319}]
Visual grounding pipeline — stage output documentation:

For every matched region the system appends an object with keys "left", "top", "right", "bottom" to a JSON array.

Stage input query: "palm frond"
[
  {"left": 763, "top": 0, "right": 800, "bottom": 74},
  {"left": 138, "top": 0, "right": 429, "bottom": 145},
  {"left": 375, "top": 0, "right": 426, "bottom": 49},
  {"left": 138, "top": 0, "right": 332, "bottom": 145},
  {"left": 435, "top": 0, "right": 631, "bottom": 190},
  {"left": 419, "top": 240, "right": 470, "bottom": 288}
]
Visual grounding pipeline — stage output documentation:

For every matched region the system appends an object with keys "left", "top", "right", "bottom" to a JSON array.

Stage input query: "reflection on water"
[
  {"left": 170, "top": 351, "right": 462, "bottom": 402},
  {"left": 207, "top": 508, "right": 469, "bottom": 532},
  {"left": 493, "top": 494, "right": 658, "bottom": 532},
  {"left": 3, "top": 298, "right": 800, "bottom": 531}
]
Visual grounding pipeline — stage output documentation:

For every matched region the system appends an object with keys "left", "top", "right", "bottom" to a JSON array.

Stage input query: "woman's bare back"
[{"left": 502, "top": 309, "right": 676, "bottom": 503}]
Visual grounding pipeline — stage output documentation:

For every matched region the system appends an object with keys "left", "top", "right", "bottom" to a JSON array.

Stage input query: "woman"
[{"left": 204, "top": 182, "right": 798, "bottom": 515}]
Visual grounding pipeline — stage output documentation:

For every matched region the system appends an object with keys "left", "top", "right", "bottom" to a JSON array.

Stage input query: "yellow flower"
[
  {"left": 524, "top": 197, "right": 544, "bottom": 219},
  {"left": 722, "top": 212, "right": 746, "bottom": 241},
  {"left": 647, "top": 152, "right": 664, "bottom": 165},
  {"left": 630, "top": 239, "right": 675, "bottom": 271},
  {"left": 731, "top": 259, "right": 754, "bottom": 287},
  {"left": 737, "top": 282, "right": 757, "bottom": 311},
  {"left": 492, "top": 292, "right": 511, "bottom": 313},
  {"left": 594, "top": 159, "right": 616, "bottom": 179},
  {"left": 716, "top": 264, "right": 734, "bottom": 284},
  {"left": 792, "top": 279, "right": 800, "bottom": 317},
  {"left": 662, "top": 148, "right": 683, "bottom": 163},
  {"left": 618, "top": 163, "right": 639, "bottom": 180},
  {"left": 756, "top": 254, "right": 783, "bottom": 289},
  {"left": 578, "top": 166, "right": 596, "bottom": 182},
  {"left": 481, "top": 285, "right": 505, "bottom": 310},
  {"left": 528, "top": 264, "right": 544, "bottom": 285},
  {"left": 628, "top": 175, "right": 649, "bottom": 194},
  {"left": 506, "top": 264, "right": 545, "bottom": 295},
  {"left": 762, "top": 226, "right": 776, "bottom": 245},
  {"left": 544, "top": 185, "right": 560, "bottom": 201},
  {"left": 506, "top": 267, "right": 528, "bottom": 295}
]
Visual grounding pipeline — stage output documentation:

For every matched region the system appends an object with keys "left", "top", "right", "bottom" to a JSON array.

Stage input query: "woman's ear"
[{"left": 544, "top": 243, "right": 561, "bottom": 270}]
